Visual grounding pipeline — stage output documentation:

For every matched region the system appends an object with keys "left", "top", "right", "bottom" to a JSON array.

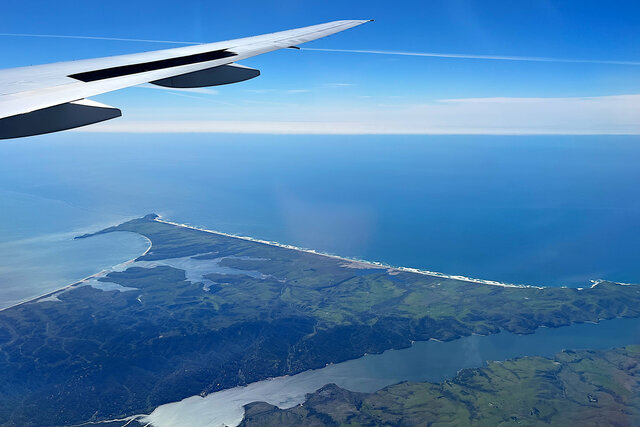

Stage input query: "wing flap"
[{"left": 151, "top": 63, "right": 260, "bottom": 88}]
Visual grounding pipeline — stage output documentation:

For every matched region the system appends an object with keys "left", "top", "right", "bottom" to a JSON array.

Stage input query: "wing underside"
[{"left": 0, "top": 20, "right": 370, "bottom": 139}]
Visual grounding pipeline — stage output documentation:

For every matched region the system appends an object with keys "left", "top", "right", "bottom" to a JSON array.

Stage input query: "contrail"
[
  {"left": 3, "top": 33, "right": 638, "bottom": 66},
  {"left": 300, "top": 48, "right": 640, "bottom": 66},
  {"left": 0, "top": 33, "right": 201, "bottom": 45}
]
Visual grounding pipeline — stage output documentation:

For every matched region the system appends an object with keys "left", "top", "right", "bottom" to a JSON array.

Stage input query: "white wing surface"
[{"left": 0, "top": 20, "right": 370, "bottom": 139}]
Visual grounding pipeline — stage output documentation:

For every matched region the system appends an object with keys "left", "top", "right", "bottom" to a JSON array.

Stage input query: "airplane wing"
[{"left": 0, "top": 20, "right": 371, "bottom": 139}]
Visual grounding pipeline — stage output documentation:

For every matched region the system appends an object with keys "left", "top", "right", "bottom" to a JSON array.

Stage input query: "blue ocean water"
[{"left": 0, "top": 133, "right": 639, "bottom": 306}]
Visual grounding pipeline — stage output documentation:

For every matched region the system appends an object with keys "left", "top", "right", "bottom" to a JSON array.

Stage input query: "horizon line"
[{"left": 72, "top": 120, "right": 640, "bottom": 136}]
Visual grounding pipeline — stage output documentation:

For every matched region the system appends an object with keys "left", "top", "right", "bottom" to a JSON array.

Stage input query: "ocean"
[{"left": 1, "top": 133, "right": 639, "bottom": 306}]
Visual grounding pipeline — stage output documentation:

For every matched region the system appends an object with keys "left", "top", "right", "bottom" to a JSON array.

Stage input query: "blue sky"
[{"left": 2, "top": 0, "right": 640, "bottom": 134}]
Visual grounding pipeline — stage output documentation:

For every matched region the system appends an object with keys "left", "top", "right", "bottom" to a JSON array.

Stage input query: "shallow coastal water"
[
  {"left": 0, "top": 189, "right": 150, "bottom": 309},
  {"left": 135, "top": 254, "right": 269, "bottom": 291},
  {"left": 0, "top": 229, "right": 150, "bottom": 309},
  {"left": 142, "top": 316, "right": 640, "bottom": 427},
  {"left": 0, "top": 189, "right": 149, "bottom": 309}
]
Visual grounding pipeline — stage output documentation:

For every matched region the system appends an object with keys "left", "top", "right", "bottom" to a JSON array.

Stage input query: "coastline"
[
  {"left": 153, "top": 216, "right": 541, "bottom": 289},
  {"left": 0, "top": 233, "right": 152, "bottom": 313},
  {"left": 0, "top": 213, "right": 588, "bottom": 315}
]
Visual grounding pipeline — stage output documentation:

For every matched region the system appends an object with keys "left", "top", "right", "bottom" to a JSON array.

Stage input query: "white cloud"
[
  {"left": 136, "top": 83, "right": 219, "bottom": 95},
  {"left": 78, "top": 94, "right": 640, "bottom": 135},
  {"left": 412, "top": 94, "right": 640, "bottom": 133}
]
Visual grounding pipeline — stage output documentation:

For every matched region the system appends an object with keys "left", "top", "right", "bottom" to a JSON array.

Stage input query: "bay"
[
  {"left": 141, "top": 317, "right": 640, "bottom": 427},
  {"left": 0, "top": 190, "right": 150, "bottom": 309}
]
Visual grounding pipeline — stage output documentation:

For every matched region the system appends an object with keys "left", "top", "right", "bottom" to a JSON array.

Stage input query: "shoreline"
[
  {"left": 127, "top": 316, "right": 640, "bottom": 427},
  {"left": 4, "top": 211, "right": 602, "bottom": 315},
  {"left": 0, "top": 234, "right": 152, "bottom": 314},
  {"left": 153, "top": 216, "right": 541, "bottom": 289}
]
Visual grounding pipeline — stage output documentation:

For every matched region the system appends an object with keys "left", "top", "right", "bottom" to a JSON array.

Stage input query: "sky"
[{"left": 2, "top": 0, "right": 640, "bottom": 134}]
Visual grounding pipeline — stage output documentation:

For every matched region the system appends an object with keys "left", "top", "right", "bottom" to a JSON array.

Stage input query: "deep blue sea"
[{"left": 1, "top": 133, "right": 639, "bottom": 306}]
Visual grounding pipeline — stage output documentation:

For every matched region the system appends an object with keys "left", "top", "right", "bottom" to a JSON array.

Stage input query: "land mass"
[
  {"left": 240, "top": 346, "right": 640, "bottom": 426},
  {"left": 1, "top": 214, "right": 640, "bottom": 426}
]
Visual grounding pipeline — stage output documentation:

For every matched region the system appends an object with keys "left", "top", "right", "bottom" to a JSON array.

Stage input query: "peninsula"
[{"left": 0, "top": 214, "right": 639, "bottom": 426}]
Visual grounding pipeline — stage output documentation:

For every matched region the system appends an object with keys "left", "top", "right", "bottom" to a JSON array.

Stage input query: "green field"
[
  {"left": 240, "top": 346, "right": 640, "bottom": 426},
  {"left": 1, "top": 214, "right": 639, "bottom": 426}
]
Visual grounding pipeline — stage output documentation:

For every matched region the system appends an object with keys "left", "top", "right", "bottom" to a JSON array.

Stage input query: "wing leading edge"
[{"left": 0, "top": 20, "right": 371, "bottom": 139}]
